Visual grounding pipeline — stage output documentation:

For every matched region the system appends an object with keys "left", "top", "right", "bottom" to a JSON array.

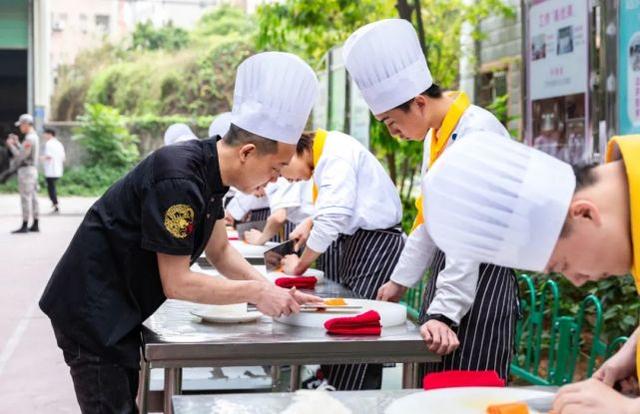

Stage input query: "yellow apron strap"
[
  {"left": 312, "top": 129, "right": 328, "bottom": 203},
  {"left": 412, "top": 92, "right": 471, "bottom": 231}
]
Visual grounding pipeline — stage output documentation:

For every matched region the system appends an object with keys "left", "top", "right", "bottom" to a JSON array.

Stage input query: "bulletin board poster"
[
  {"left": 618, "top": 0, "right": 640, "bottom": 135},
  {"left": 526, "top": 0, "right": 591, "bottom": 165}
]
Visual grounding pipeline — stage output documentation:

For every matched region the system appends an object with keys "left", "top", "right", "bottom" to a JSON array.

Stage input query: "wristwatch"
[{"left": 425, "top": 313, "right": 457, "bottom": 329}]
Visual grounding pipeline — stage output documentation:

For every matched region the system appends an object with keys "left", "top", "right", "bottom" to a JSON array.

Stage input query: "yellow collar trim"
[
  {"left": 606, "top": 135, "right": 640, "bottom": 292},
  {"left": 412, "top": 92, "right": 471, "bottom": 232},
  {"left": 312, "top": 129, "right": 329, "bottom": 203},
  {"left": 429, "top": 91, "right": 471, "bottom": 167}
]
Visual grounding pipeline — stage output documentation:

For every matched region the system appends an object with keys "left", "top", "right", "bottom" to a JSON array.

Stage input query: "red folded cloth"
[
  {"left": 423, "top": 370, "right": 505, "bottom": 390},
  {"left": 275, "top": 276, "right": 317, "bottom": 289},
  {"left": 324, "top": 310, "right": 381, "bottom": 336},
  {"left": 227, "top": 236, "right": 239, "bottom": 240}
]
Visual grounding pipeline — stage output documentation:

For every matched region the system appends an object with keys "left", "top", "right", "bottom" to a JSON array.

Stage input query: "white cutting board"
[
  {"left": 385, "top": 388, "right": 554, "bottom": 414},
  {"left": 253, "top": 265, "right": 325, "bottom": 284},
  {"left": 229, "top": 240, "right": 278, "bottom": 258},
  {"left": 274, "top": 298, "right": 406, "bottom": 328}
]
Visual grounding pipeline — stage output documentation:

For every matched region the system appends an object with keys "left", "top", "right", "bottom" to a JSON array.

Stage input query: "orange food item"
[
  {"left": 323, "top": 298, "right": 347, "bottom": 306},
  {"left": 486, "top": 403, "right": 529, "bottom": 414}
]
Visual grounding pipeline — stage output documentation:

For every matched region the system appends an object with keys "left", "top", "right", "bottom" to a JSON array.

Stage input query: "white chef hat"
[
  {"left": 164, "top": 123, "right": 197, "bottom": 146},
  {"left": 423, "top": 131, "right": 576, "bottom": 272},
  {"left": 231, "top": 52, "right": 318, "bottom": 145},
  {"left": 208, "top": 112, "right": 232, "bottom": 138},
  {"left": 343, "top": 19, "right": 433, "bottom": 115}
]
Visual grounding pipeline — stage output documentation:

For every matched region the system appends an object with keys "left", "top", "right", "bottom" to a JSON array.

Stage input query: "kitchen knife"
[
  {"left": 236, "top": 220, "right": 267, "bottom": 240},
  {"left": 264, "top": 239, "right": 297, "bottom": 272}
]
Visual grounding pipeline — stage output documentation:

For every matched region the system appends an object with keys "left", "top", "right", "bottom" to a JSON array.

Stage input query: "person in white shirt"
[
  {"left": 41, "top": 129, "right": 66, "bottom": 214},
  {"left": 343, "top": 18, "right": 518, "bottom": 381},
  {"left": 280, "top": 129, "right": 405, "bottom": 390},
  {"left": 244, "top": 178, "right": 315, "bottom": 245},
  {"left": 225, "top": 185, "right": 272, "bottom": 225}
]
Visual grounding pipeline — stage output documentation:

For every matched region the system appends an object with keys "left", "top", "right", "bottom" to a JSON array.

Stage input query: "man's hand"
[
  {"left": 224, "top": 211, "right": 234, "bottom": 226},
  {"left": 289, "top": 286, "right": 323, "bottom": 305},
  {"left": 553, "top": 378, "right": 640, "bottom": 414},
  {"left": 376, "top": 280, "right": 408, "bottom": 302},
  {"left": 420, "top": 319, "right": 460, "bottom": 355},
  {"left": 244, "top": 229, "right": 265, "bottom": 245},
  {"left": 592, "top": 342, "right": 637, "bottom": 387},
  {"left": 281, "top": 254, "right": 301, "bottom": 275},
  {"left": 252, "top": 282, "right": 300, "bottom": 317},
  {"left": 290, "top": 218, "right": 312, "bottom": 251},
  {"left": 252, "top": 283, "right": 322, "bottom": 317},
  {"left": 5, "top": 134, "right": 17, "bottom": 147}
]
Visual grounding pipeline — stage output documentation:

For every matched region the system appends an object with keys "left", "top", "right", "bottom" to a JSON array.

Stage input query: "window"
[
  {"left": 79, "top": 14, "right": 88, "bottom": 34},
  {"left": 52, "top": 13, "right": 67, "bottom": 32},
  {"left": 95, "top": 15, "right": 110, "bottom": 35},
  {"left": 477, "top": 70, "right": 508, "bottom": 108}
]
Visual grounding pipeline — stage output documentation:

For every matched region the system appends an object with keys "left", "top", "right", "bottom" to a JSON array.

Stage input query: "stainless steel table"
[
  {"left": 172, "top": 389, "right": 420, "bottom": 414},
  {"left": 171, "top": 386, "right": 559, "bottom": 414},
  {"left": 139, "top": 280, "right": 435, "bottom": 414}
]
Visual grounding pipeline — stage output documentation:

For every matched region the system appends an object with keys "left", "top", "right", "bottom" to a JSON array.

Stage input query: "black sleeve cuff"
[{"left": 425, "top": 313, "right": 458, "bottom": 328}]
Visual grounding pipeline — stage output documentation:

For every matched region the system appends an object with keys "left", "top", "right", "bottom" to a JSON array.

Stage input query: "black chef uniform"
[{"left": 39, "top": 138, "right": 227, "bottom": 413}]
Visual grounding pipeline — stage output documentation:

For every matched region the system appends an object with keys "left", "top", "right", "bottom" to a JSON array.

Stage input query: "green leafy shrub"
[{"left": 74, "top": 103, "right": 140, "bottom": 168}]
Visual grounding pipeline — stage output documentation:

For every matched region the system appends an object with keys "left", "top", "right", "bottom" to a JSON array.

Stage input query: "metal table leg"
[
  {"left": 137, "top": 359, "right": 150, "bottom": 414},
  {"left": 401, "top": 362, "right": 420, "bottom": 388},
  {"left": 270, "top": 366, "right": 281, "bottom": 391},
  {"left": 289, "top": 365, "right": 301, "bottom": 391},
  {"left": 163, "top": 367, "right": 182, "bottom": 414}
]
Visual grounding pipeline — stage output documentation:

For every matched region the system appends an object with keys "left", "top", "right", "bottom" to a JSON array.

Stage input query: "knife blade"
[
  {"left": 264, "top": 239, "right": 297, "bottom": 271},
  {"left": 521, "top": 395, "right": 555, "bottom": 412},
  {"left": 236, "top": 220, "right": 267, "bottom": 240},
  {"left": 300, "top": 304, "right": 363, "bottom": 310}
]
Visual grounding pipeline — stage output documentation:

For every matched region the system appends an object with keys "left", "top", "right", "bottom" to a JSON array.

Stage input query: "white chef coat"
[
  {"left": 268, "top": 178, "right": 315, "bottom": 225},
  {"left": 225, "top": 189, "right": 271, "bottom": 221},
  {"left": 43, "top": 138, "right": 66, "bottom": 178},
  {"left": 306, "top": 131, "right": 402, "bottom": 253},
  {"left": 389, "top": 104, "right": 511, "bottom": 323}
]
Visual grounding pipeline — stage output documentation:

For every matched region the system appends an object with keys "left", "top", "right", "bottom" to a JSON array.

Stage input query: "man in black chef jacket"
[{"left": 39, "top": 51, "right": 320, "bottom": 413}]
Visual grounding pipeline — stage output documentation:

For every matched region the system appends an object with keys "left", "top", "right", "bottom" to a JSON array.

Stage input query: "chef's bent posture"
[
  {"left": 279, "top": 129, "right": 405, "bottom": 390},
  {"left": 343, "top": 18, "right": 518, "bottom": 379},
  {"left": 423, "top": 133, "right": 640, "bottom": 414},
  {"left": 39, "top": 52, "right": 321, "bottom": 413}
]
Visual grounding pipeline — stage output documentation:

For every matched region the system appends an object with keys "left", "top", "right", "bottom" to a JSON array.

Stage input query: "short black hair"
[
  {"left": 394, "top": 83, "right": 443, "bottom": 112},
  {"left": 559, "top": 163, "right": 599, "bottom": 238},
  {"left": 44, "top": 128, "right": 56, "bottom": 136},
  {"left": 573, "top": 163, "right": 598, "bottom": 193},
  {"left": 222, "top": 123, "right": 279, "bottom": 155},
  {"left": 295, "top": 131, "right": 315, "bottom": 156}
]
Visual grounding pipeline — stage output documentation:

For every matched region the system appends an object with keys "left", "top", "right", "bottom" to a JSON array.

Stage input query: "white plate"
[
  {"left": 190, "top": 303, "right": 263, "bottom": 324},
  {"left": 385, "top": 387, "right": 554, "bottom": 414}
]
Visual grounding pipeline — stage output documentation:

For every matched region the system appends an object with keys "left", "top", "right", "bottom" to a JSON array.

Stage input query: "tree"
[
  {"left": 130, "top": 20, "right": 189, "bottom": 51},
  {"left": 256, "top": 0, "right": 396, "bottom": 66},
  {"left": 75, "top": 103, "right": 139, "bottom": 168}
]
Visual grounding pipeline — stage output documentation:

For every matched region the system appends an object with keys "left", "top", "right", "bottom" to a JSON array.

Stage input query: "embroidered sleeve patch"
[{"left": 164, "top": 204, "right": 195, "bottom": 239}]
